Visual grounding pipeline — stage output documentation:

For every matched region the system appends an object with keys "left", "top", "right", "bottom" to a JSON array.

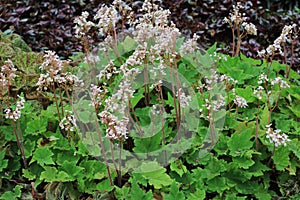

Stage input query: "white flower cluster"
[
  {"left": 224, "top": 2, "right": 257, "bottom": 36},
  {"left": 37, "top": 51, "right": 83, "bottom": 91},
  {"left": 97, "top": 60, "right": 120, "bottom": 81},
  {"left": 4, "top": 95, "right": 25, "bottom": 121},
  {"left": 224, "top": 2, "right": 247, "bottom": 25},
  {"left": 266, "top": 124, "right": 290, "bottom": 147},
  {"left": 253, "top": 86, "right": 264, "bottom": 100},
  {"left": 59, "top": 111, "right": 77, "bottom": 132},
  {"left": 203, "top": 94, "right": 226, "bottom": 113},
  {"left": 98, "top": 35, "right": 114, "bottom": 52},
  {"left": 1, "top": 60, "right": 18, "bottom": 81},
  {"left": 153, "top": 24, "right": 180, "bottom": 55},
  {"left": 271, "top": 77, "right": 290, "bottom": 89},
  {"left": 94, "top": 4, "right": 120, "bottom": 35},
  {"left": 220, "top": 74, "right": 238, "bottom": 85},
  {"left": 234, "top": 96, "right": 248, "bottom": 108},
  {"left": 90, "top": 84, "right": 106, "bottom": 107},
  {"left": 212, "top": 94, "right": 226, "bottom": 111},
  {"left": 204, "top": 71, "right": 220, "bottom": 91},
  {"left": 74, "top": 0, "right": 133, "bottom": 39},
  {"left": 258, "top": 24, "right": 297, "bottom": 57},
  {"left": 96, "top": 51, "right": 140, "bottom": 140},
  {"left": 133, "top": 0, "right": 180, "bottom": 55},
  {"left": 84, "top": 53, "right": 100, "bottom": 66},
  {"left": 125, "top": 44, "right": 148, "bottom": 67},
  {"left": 257, "top": 73, "right": 269, "bottom": 84},
  {"left": 180, "top": 34, "right": 200, "bottom": 55},
  {"left": 0, "top": 73, "right": 7, "bottom": 87},
  {"left": 104, "top": 76, "right": 136, "bottom": 114},
  {"left": 176, "top": 88, "right": 191, "bottom": 108},
  {"left": 74, "top": 11, "right": 95, "bottom": 38},
  {"left": 254, "top": 72, "right": 289, "bottom": 100},
  {"left": 242, "top": 22, "right": 257, "bottom": 35},
  {"left": 149, "top": 62, "right": 166, "bottom": 84},
  {"left": 99, "top": 111, "right": 129, "bottom": 140},
  {"left": 210, "top": 52, "right": 228, "bottom": 63},
  {"left": 113, "top": 0, "right": 133, "bottom": 24},
  {"left": 0, "top": 59, "right": 18, "bottom": 90}
]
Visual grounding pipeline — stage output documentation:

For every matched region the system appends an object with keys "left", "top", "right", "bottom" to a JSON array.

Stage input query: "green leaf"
[
  {"left": 288, "top": 104, "right": 300, "bottom": 117},
  {"left": 228, "top": 128, "right": 254, "bottom": 156},
  {"left": 30, "top": 147, "right": 55, "bottom": 166},
  {"left": 0, "top": 185, "right": 22, "bottom": 200},
  {"left": 135, "top": 107, "right": 151, "bottom": 126},
  {"left": 275, "top": 119, "right": 293, "bottom": 132},
  {"left": 0, "top": 150, "right": 8, "bottom": 172},
  {"left": 288, "top": 85, "right": 300, "bottom": 100},
  {"left": 248, "top": 161, "right": 270, "bottom": 177},
  {"left": 178, "top": 63, "right": 199, "bottom": 82},
  {"left": 213, "top": 134, "right": 229, "bottom": 156},
  {"left": 130, "top": 93, "right": 144, "bottom": 108},
  {"left": 25, "top": 117, "right": 47, "bottom": 135},
  {"left": 79, "top": 159, "right": 106, "bottom": 180},
  {"left": 223, "top": 163, "right": 252, "bottom": 183},
  {"left": 61, "top": 160, "right": 84, "bottom": 179},
  {"left": 259, "top": 105, "right": 269, "bottom": 128},
  {"left": 40, "top": 166, "right": 58, "bottom": 182},
  {"left": 170, "top": 160, "right": 187, "bottom": 177},
  {"left": 115, "top": 185, "right": 130, "bottom": 200},
  {"left": 232, "top": 150, "right": 258, "bottom": 169},
  {"left": 235, "top": 180, "right": 260, "bottom": 195},
  {"left": 289, "top": 139, "right": 300, "bottom": 160},
  {"left": 133, "top": 131, "right": 161, "bottom": 153},
  {"left": 130, "top": 173, "right": 148, "bottom": 187},
  {"left": 129, "top": 180, "right": 153, "bottom": 200},
  {"left": 225, "top": 194, "right": 247, "bottom": 200},
  {"left": 199, "top": 157, "right": 227, "bottom": 180},
  {"left": 40, "top": 166, "right": 72, "bottom": 182},
  {"left": 134, "top": 162, "right": 172, "bottom": 189},
  {"left": 74, "top": 100, "right": 95, "bottom": 123},
  {"left": 78, "top": 179, "right": 97, "bottom": 194},
  {"left": 55, "top": 149, "right": 80, "bottom": 166},
  {"left": 22, "top": 168, "right": 36, "bottom": 180},
  {"left": 56, "top": 171, "right": 73, "bottom": 182},
  {"left": 24, "top": 140, "right": 35, "bottom": 158},
  {"left": 286, "top": 159, "right": 297, "bottom": 175},
  {"left": 95, "top": 179, "right": 114, "bottom": 192},
  {"left": 165, "top": 92, "right": 175, "bottom": 107},
  {"left": 273, "top": 146, "right": 290, "bottom": 171},
  {"left": 163, "top": 182, "right": 185, "bottom": 200},
  {"left": 187, "top": 189, "right": 205, "bottom": 200},
  {"left": 236, "top": 87, "right": 256, "bottom": 103},
  {"left": 206, "top": 43, "right": 217, "bottom": 54},
  {"left": 207, "top": 177, "right": 228, "bottom": 193}
]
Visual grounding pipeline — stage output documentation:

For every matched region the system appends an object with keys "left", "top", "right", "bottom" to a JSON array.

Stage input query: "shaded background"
[{"left": 0, "top": 0, "right": 299, "bottom": 70}]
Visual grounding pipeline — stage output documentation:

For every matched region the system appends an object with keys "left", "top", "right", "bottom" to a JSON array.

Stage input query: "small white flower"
[
  {"left": 74, "top": 11, "right": 95, "bottom": 38},
  {"left": 59, "top": 111, "right": 77, "bottom": 132},
  {"left": 4, "top": 96, "right": 25, "bottom": 121},
  {"left": 258, "top": 73, "right": 268, "bottom": 84},
  {"left": 234, "top": 96, "right": 248, "bottom": 108},
  {"left": 180, "top": 33, "right": 200, "bottom": 55},
  {"left": 242, "top": 22, "right": 257, "bottom": 35},
  {"left": 257, "top": 49, "right": 266, "bottom": 57},
  {"left": 271, "top": 77, "right": 290, "bottom": 88},
  {"left": 1, "top": 60, "right": 18, "bottom": 80},
  {"left": 94, "top": 5, "right": 120, "bottom": 35},
  {"left": 253, "top": 86, "right": 264, "bottom": 100},
  {"left": 266, "top": 124, "right": 290, "bottom": 146},
  {"left": 176, "top": 88, "right": 191, "bottom": 108}
]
